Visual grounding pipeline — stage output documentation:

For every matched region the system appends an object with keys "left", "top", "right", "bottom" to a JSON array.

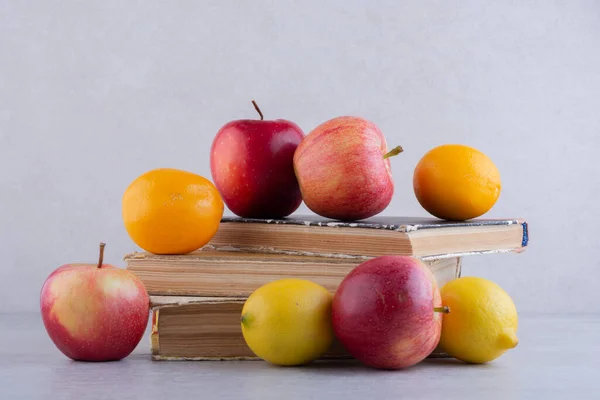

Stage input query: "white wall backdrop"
[{"left": 1, "top": 0, "right": 599, "bottom": 313}]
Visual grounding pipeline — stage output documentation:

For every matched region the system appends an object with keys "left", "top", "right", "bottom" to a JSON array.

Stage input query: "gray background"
[{"left": 1, "top": 0, "right": 599, "bottom": 314}]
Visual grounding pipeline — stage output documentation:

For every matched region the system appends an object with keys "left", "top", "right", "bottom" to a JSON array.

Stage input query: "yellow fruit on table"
[
  {"left": 413, "top": 144, "right": 501, "bottom": 221},
  {"left": 122, "top": 168, "right": 224, "bottom": 255},
  {"left": 241, "top": 279, "right": 334, "bottom": 366},
  {"left": 438, "top": 276, "right": 518, "bottom": 364}
]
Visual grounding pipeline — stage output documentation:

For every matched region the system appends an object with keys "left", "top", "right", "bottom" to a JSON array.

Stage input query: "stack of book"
[{"left": 124, "top": 215, "right": 528, "bottom": 361}]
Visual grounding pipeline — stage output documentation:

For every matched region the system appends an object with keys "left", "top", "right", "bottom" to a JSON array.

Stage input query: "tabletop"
[{"left": 1, "top": 312, "right": 598, "bottom": 399}]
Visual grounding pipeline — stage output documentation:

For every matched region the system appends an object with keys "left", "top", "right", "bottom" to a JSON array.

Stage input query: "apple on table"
[
  {"left": 210, "top": 101, "right": 305, "bottom": 219},
  {"left": 40, "top": 243, "right": 149, "bottom": 361},
  {"left": 332, "top": 255, "right": 447, "bottom": 369}
]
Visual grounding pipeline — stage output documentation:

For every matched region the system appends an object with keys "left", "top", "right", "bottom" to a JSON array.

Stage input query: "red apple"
[
  {"left": 293, "top": 116, "right": 402, "bottom": 221},
  {"left": 210, "top": 101, "right": 305, "bottom": 218},
  {"left": 40, "top": 243, "right": 149, "bottom": 361},
  {"left": 332, "top": 255, "right": 446, "bottom": 369}
]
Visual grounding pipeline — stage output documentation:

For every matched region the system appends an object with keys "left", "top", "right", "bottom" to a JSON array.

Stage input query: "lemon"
[
  {"left": 241, "top": 279, "right": 334, "bottom": 366},
  {"left": 439, "top": 276, "right": 518, "bottom": 364}
]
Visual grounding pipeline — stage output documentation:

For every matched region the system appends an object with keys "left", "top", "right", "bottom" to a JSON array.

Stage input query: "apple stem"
[
  {"left": 97, "top": 242, "right": 106, "bottom": 269},
  {"left": 251, "top": 100, "right": 264, "bottom": 120},
  {"left": 383, "top": 146, "right": 404, "bottom": 159},
  {"left": 434, "top": 306, "right": 450, "bottom": 313}
]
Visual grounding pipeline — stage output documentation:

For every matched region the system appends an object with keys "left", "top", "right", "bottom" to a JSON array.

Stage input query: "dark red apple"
[
  {"left": 332, "top": 256, "right": 446, "bottom": 369},
  {"left": 210, "top": 101, "right": 305, "bottom": 218},
  {"left": 40, "top": 243, "right": 150, "bottom": 361}
]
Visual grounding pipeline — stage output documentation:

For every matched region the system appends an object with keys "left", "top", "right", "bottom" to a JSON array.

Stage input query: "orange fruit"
[
  {"left": 122, "top": 168, "right": 224, "bottom": 254},
  {"left": 413, "top": 144, "right": 501, "bottom": 221}
]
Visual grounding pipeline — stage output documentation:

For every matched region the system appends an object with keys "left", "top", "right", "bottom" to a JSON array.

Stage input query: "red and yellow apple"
[
  {"left": 40, "top": 243, "right": 149, "bottom": 361},
  {"left": 293, "top": 116, "right": 402, "bottom": 221},
  {"left": 332, "top": 255, "right": 446, "bottom": 369},
  {"left": 210, "top": 101, "right": 305, "bottom": 218}
]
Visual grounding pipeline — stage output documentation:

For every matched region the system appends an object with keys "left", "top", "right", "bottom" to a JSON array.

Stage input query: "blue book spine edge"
[{"left": 521, "top": 222, "right": 529, "bottom": 247}]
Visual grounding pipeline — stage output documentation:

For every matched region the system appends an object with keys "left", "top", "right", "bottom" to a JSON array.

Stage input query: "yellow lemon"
[
  {"left": 439, "top": 276, "right": 518, "bottom": 364},
  {"left": 241, "top": 279, "right": 334, "bottom": 366}
]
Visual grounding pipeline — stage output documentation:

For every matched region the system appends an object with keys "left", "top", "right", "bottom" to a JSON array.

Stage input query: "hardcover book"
[
  {"left": 149, "top": 296, "right": 449, "bottom": 361},
  {"left": 125, "top": 251, "right": 461, "bottom": 297},
  {"left": 206, "top": 215, "right": 529, "bottom": 258}
]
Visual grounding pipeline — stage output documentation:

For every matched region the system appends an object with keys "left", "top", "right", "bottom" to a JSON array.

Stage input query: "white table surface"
[{"left": 1, "top": 313, "right": 598, "bottom": 399}]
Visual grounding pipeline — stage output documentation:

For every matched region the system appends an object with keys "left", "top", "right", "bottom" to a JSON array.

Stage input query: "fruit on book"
[
  {"left": 332, "top": 256, "right": 445, "bottom": 369},
  {"left": 438, "top": 276, "right": 518, "bottom": 364},
  {"left": 210, "top": 100, "right": 305, "bottom": 218},
  {"left": 293, "top": 116, "right": 402, "bottom": 221},
  {"left": 241, "top": 278, "right": 334, "bottom": 366},
  {"left": 122, "top": 168, "right": 224, "bottom": 254},
  {"left": 40, "top": 243, "right": 149, "bottom": 361},
  {"left": 413, "top": 144, "right": 501, "bottom": 221}
]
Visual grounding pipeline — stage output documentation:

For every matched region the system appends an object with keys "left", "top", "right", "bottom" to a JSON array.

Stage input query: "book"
[
  {"left": 149, "top": 296, "right": 448, "bottom": 361},
  {"left": 125, "top": 251, "right": 462, "bottom": 297},
  {"left": 149, "top": 296, "right": 263, "bottom": 360},
  {"left": 206, "top": 215, "right": 529, "bottom": 258}
]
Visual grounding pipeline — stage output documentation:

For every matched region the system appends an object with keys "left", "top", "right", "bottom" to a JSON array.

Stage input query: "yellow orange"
[
  {"left": 413, "top": 144, "right": 501, "bottom": 220},
  {"left": 439, "top": 276, "right": 518, "bottom": 364},
  {"left": 122, "top": 168, "right": 224, "bottom": 254},
  {"left": 241, "top": 279, "right": 334, "bottom": 366}
]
